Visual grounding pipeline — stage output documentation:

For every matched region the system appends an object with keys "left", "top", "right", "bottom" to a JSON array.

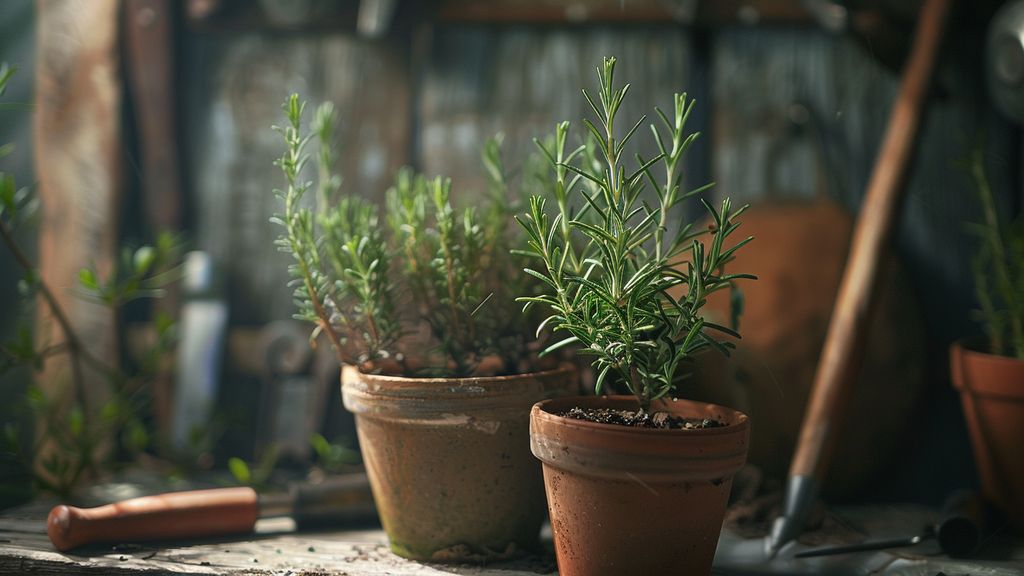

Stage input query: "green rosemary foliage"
[
  {"left": 274, "top": 95, "right": 547, "bottom": 376},
  {"left": 966, "top": 148, "right": 1024, "bottom": 359},
  {"left": 273, "top": 95, "right": 399, "bottom": 366},
  {"left": 516, "top": 57, "right": 755, "bottom": 413}
]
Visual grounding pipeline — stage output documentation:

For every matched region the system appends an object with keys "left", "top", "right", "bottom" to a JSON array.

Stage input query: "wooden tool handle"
[
  {"left": 47, "top": 487, "right": 259, "bottom": 551},
  {"left": 790, "top": 0, "right": 952, "bottom": 480}
]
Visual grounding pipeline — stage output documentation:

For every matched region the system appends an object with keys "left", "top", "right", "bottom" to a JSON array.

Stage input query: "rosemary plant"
[
  {"left": 516, "top": 57, "right": 754, "bottom": 414},
  {"left": 273, "top": 95, "right": 546, "bottom": 377},
  {"left": 966, "top": 148, "right": 1024, "bottom": 359}
]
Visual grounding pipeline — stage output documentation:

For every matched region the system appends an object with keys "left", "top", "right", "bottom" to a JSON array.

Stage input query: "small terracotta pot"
[
  {"left": 342, "top": 365, "right": 573, "bottom": 561},
  {"left": 530, "top": 396, "right": 749, "bottom": 576},
  {"left": 950, "top": 340, "right": 1024, "bottom": 532}
]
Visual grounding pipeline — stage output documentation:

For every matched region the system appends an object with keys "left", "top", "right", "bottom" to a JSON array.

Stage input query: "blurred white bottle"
[{"left": 171, "top": 251, "right": 228, "bottom": 450}]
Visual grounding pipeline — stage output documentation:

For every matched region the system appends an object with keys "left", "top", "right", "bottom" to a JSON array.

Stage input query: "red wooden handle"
[{"left": 47, "top": 487, "right": 259, "bottom": 551}]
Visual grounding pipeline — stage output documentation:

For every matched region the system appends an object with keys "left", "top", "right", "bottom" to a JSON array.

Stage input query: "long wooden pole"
[{"left": 769, "top": 0, "right": 953, "bottom": 554}]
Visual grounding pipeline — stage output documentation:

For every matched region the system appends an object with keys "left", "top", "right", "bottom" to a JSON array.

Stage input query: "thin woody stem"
[{"left": 0, "top": 218, "right": 91, "bottom": 425}]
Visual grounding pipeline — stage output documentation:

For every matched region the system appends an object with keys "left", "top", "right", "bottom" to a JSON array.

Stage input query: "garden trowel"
[{"left": 46, "top": 473, "right": 375, "bottom": 551}]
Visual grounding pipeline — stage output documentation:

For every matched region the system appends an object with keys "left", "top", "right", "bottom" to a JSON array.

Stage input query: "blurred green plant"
[
  {"left": 515, "top": 57, "right": 754, "bottom": 413},
  {"left": 272, "top": 95, "right": 550, "bottom": 377},
  {"left": 227, "top": 446, "right": 279, "bottom": 491},
  {"left": 0, "top": 62, "right": 183, "bottom": 498},
  {"left": 965, "top": 147, "right": 1024, "bottom": 359},
  {"left": 309, "top": 433, "right": 359, "bottom": 474}
]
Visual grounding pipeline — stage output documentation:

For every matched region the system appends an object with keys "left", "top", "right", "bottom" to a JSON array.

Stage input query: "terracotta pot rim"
[
  {"left": 354, "top": 363, "right": 575, "bottom": 387},
  {"left": 952, "top": 338, "right": 1024, "bottom": 368},
  {"left": 533, "top": 395, "right": 749, "bottom": 437},
  {"left": 342, "top": 364, "right": 575, "bottom": 419},
  {"left": 951, "top": 340, "right": 1024, "bottom": 400},
  {"left": 530, "top": 396, "right": 750, "bottom": 481}
]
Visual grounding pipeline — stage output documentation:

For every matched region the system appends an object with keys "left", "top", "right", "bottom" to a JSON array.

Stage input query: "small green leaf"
[
  {"left": 228, "top": 457, "right": 251, "bottom": 485},
  {"left": 77, "top": 268, "right": 98, "bottom": 290},
  {"left": 133, "top": 246, "right": 156, "bottom": 274}
]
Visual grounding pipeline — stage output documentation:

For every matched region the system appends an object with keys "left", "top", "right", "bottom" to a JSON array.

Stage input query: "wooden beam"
[{"left": 34, "top": 0, "right": 122, "bottom": 482}]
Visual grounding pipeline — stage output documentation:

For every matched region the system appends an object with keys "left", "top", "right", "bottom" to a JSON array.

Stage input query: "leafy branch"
[
  {"left": 1, "top": 62, "right": 181, "bottom": 497},
  {"left": 516, "top": 57, "right": 755, "bottom": 413}
]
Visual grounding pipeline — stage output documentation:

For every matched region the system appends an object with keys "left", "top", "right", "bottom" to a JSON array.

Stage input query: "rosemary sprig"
[{"left": 516, "top": 57, "right": 755, "bottom": 413}]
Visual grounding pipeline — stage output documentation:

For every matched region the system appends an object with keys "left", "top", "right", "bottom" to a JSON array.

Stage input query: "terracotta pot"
[
  {"left": 950, "top": 340, "right": 1024, "bottom": 532},
  {"left": 342, "top": 365, "right": 573, "bottom": 561},
  {"left": 530, "top": 396, "right": 749, "bottom": 576}
]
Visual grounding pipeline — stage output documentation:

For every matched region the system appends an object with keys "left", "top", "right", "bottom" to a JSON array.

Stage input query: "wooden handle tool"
[
  {"left": 47, "top": 487, "right": 259, "bottom": 552},
  {"left": 768, "top": 0, "right": 952, "bottom": 556}
]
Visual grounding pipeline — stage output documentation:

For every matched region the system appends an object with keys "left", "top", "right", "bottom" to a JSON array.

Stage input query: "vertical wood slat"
[
  {"left": 123, "top": 0, "right": 180, "bottom": 439},
  {"left": 34, "top": 0, "right": 122, "bottom": 478},
  {"left": 419, "top": 27, "right": 692, "bottom": 199}
]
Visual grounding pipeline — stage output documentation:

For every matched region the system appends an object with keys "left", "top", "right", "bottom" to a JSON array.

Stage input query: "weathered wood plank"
[
  {"left": 33, "top": 0, "right": 123, "bottom": 480},
  {"left": 418, "top": 26, "right": 691, "bottom": 199},
  {"left": 0, "top": 502, "right": 556, "bottom": 575}
]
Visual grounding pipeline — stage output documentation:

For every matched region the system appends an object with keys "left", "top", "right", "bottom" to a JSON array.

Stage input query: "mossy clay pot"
[
  {"left": 531, "top": 395, "right": 749, "bottom": 576},
  {"left": 342, "top": 364, "right": 573, "bottom": 561},
  {"left": 951, "top": 340, "right": 1024, "bottom": 533}
]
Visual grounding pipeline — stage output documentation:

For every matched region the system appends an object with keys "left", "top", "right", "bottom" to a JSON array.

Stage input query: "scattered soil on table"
[{"left": 560, "top": 407, "right": 725, "bottom": 429}]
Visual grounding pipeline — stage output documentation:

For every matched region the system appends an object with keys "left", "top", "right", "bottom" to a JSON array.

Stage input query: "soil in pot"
[
  {"left": 342, "top": 364, "right": 573, "bottom": 562},
  {"left": 561, "top": 406, "right": 724, "bottom": 429},
  {"left": 951, "top": 340, "right": 1024, "bottom": 533},
  {"left": 531, "top": 395, "right": 749, "bottom": 576}
]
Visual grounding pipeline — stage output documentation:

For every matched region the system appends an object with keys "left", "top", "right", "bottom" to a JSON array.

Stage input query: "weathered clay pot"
[
  {"left": 530, "top": 395, "right": 749, "bottom": 576},
  {"left": 950, "top": 340, "right": 1024, "bottom": 533},
  {"left": 342, "top": 365, "right": 572, "bottom": 561}
]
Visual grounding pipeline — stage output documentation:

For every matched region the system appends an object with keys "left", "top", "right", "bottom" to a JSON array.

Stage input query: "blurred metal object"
[
  {"left": 172, "top": 252, "right": 229, "bottom": 450},
  {"left": 357, "top": 0, "right": 398, "bottom": 37},
  {"left": 258, "top": 321, "right": 321, "bottom": 461},
  {"left": 799, "top": 0, "right": 849, "bottom": 32},
  {"left": 988, "top": 0, "right": 1024, "bottom": 124},
  {"left": 187, "top": 0, "right": 226, "bottom": 21},
  {"left": 794, "top": 489, "right": 986, "bottom": 559}
]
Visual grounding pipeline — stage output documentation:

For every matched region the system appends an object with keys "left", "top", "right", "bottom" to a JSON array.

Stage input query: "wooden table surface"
[
  {"left": 2, "top": 497, "right": 1023, "bottom": 575},
  {"left": 0, "top": 499, "right": 557, "bottom": 575}
]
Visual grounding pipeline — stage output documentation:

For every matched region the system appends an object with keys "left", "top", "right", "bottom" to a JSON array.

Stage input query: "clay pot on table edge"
[
  {"left": 341, "top": 364, "right": 574, "bottom": 562},
  {"left": 950, "top": 340, "right": 1024, "bottom": 533},
  {"left": 530, "top": 395, "right": 750, "bottom": 576}
]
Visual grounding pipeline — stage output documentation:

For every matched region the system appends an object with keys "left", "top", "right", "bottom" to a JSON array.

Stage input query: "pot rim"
[
  {"left": 342, "top": 363, "right": 576, "bottom": 420},
  {"left": 951, "top": 339, "right": 1024, "bottom": 400},
  {"left": 532, "top": 395, "right": 749, "bottom": 437},
  {"left": 952, "top": 338, "right": 1024, "bottom": 368},
  {"left": 530, "top": 395, "right": 750, "bottom": 481},
  {"left": 353, "top": 362, "right": 576, "bottom": 387}
]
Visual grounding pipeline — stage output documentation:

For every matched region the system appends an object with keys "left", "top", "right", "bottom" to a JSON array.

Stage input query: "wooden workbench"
[
  {"left": 2, "top": 498, "right": 1023, "bottom": 575},
  {"left": 0, "top": 499, "right": 556, "bottom": 575}
]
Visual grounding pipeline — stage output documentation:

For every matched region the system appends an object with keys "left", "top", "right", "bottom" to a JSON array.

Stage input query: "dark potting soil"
[{"left": 560, "top": 407, "right": 725, "bottom": 429}]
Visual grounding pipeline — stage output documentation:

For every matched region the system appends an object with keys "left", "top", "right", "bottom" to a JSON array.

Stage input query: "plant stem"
[{"left": 0, "top": 218, "right": 90, "bottom": 425}]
